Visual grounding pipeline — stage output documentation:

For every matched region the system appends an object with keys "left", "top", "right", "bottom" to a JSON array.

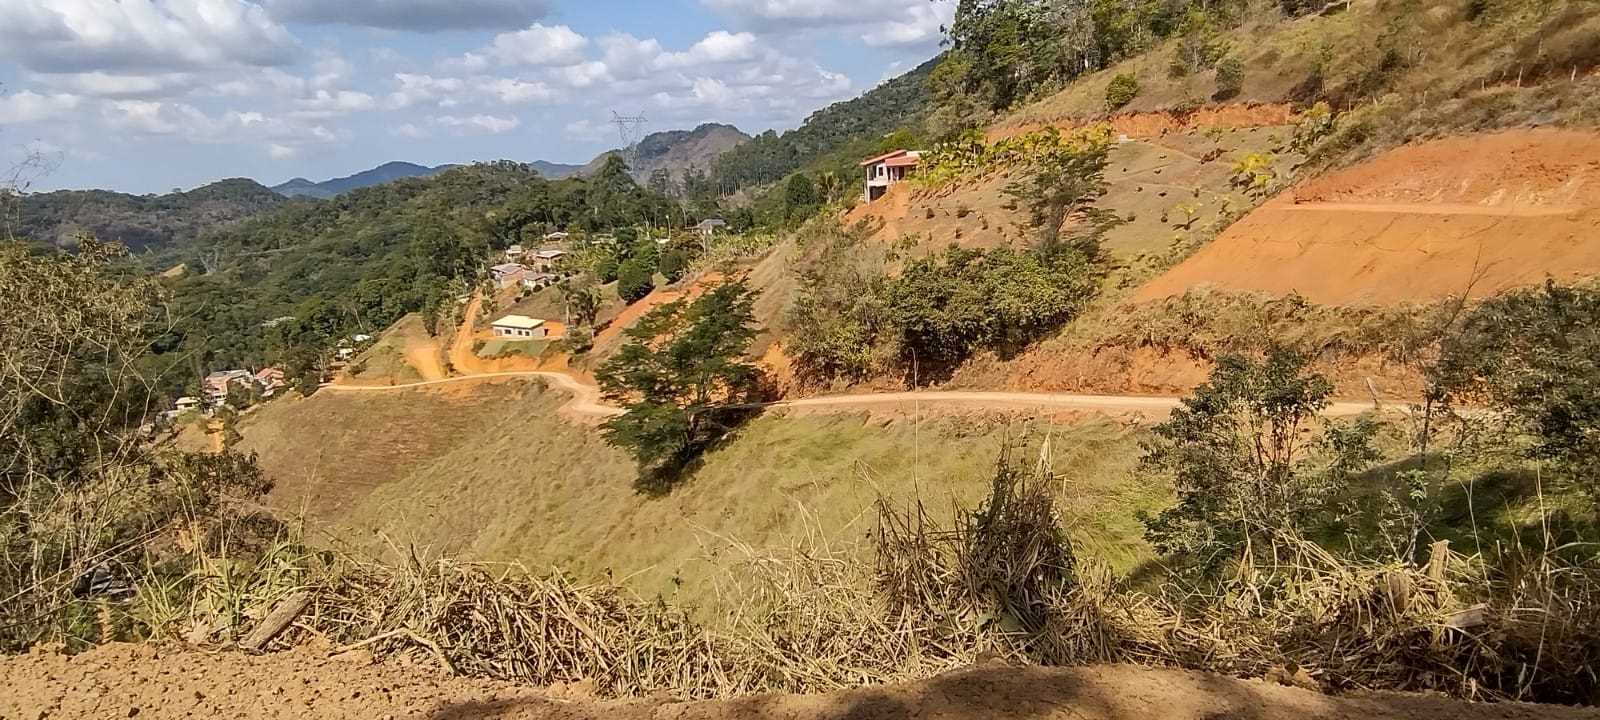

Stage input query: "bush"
[
  {"left": 592, "top": 254, "right": 620, "bottom": 284},
  {"left": 658, "top": 248, "right": 691, "bottom": 283},
  {"left": 1214, "top": 55, "right": 1245, "bottom": 100},
  {"left": 616, "top": 258, "right": 655, "bottom": 304},
  {"left": 1104, "top": 73, "right": 1141, "bottom": 111}
]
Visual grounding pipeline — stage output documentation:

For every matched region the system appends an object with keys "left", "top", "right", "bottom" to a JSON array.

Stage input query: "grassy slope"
[{"left": 239, "top": 379, "right": 1158, "bottom": 610}]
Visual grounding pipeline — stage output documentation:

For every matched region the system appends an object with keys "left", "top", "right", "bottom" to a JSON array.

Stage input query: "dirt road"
[
  {"left": 320, "top": 372, "right": 1388, "bottom": 420},
  {"left": 7, "top": 643, "right": 1595, "bottom": 720}
]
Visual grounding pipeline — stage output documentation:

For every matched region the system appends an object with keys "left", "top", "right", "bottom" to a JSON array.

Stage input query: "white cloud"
[
  {"left": 32, "top": 71, "right": 197, "bottom": 99},
  {"left": 555, "top": 62, "right": 611, "bottom": 89},
  {"left": 434, "top": 114, "right": 520, "bottom": 135},
  {"left": 267, "top": 143, "right": 298, "bottom": 160},
  {"left": 701, "top": 0, "right": 953, "bottom": 46},
  {"left": 264, "top": 0, "right": 549, "bottom": 32},
  {"left": 563, "top": 118, "right": 610, "bottom": 142},
  {"left": 483, "top": 78, "right": 556, "bottom": 104},
  {"left": 484, "top": 24, "right": 589, "bottom": 67},
  {"left": 391, "top": 123, "right": 429, "bottom": 139},
  {"left": 292, "top": 89, "right": 377, "bottom": 118},
  {"left": 0, "top": 91, "right": 84, "bottom": 124},
  {"left": 0, "top": 0, "right": 298, "bottom": 74},
  {"left": 657, "top": 31, "right": 758, "bottom": 67},
  {"left": 387, "top": 73, "right": 465, "bottom": 109}
]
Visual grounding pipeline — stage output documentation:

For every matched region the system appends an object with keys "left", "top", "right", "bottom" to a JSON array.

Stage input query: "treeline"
[
  {"left": 929, "top": 0, "right": 1320, "bottom": 131},
  {"left": 13, "top": 178, "right": 285, "bottom": 252}
]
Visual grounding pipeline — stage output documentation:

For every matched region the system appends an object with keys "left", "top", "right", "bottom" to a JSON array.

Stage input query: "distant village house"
[
  {"left": 529, "top": 249, "right": 566, "bottom": 272},
  {"left": 521, "top": 272, "right": 558, "bottom": 291},
  {"left": 696, "top": 218, "right": 726, "bottom": 240},
  {"left": 490, "top": 262, "right": 528, "bottom": 289},
  {"left": 491, "top": 315, "right": 548, "bottom": 339},
  {"left": 505, "top": 244, "right": 525, "bottom": 261},
  {"left": 860, "top": 149, "right": 921, "bottom": 202}
]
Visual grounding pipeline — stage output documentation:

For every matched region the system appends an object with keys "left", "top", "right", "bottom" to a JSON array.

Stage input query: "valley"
[{"left": 8, "top": 0, "right": 1600, "bottom": 717}]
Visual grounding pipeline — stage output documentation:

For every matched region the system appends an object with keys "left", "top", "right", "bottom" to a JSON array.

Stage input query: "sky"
[{"left": 0, "top": 0, "right": 953, "bottom": 194}]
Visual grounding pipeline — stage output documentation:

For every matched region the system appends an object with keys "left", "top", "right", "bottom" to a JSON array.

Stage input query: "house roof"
[
  {"left": 697, "top": 218, "right": 727, "bottom": 229},
  {"left": 490, "top": 263, "right": 526, "bottom": 275},
  {"left": 860, "top": 149, "right": 912, "bottom": 166},
  {"left": 491, "top": 315, "right": 545, "bottom": 330},
  {"left": 533, "top": 249, "right": 566, "bottom": 259},
  {"left": 506, "top": 244, "right": 524, "bottom": 253},
  {"left": 885, "top": 154, "right": 921, "bottom": 168},
  {"left": 543, "top": 231, "right": 569, "bottom": 239}
]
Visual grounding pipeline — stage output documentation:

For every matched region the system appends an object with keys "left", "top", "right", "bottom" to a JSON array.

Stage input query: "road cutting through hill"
[{"left": 319, "top": 371, "right": 1390, "bottom": 420}]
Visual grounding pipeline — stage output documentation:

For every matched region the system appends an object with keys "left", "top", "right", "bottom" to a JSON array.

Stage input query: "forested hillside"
[
  {"left": 154, "top": 157, "right": 675, "bottom": 386},
  {"left": 710, "top": 56, "right": 939, "bottom": 192},
  {"left": 271, "top": 161, "right": 456, "bottom": 199},
  {"left": 11, "top": 179, "right": 285, "bottom": 252}
]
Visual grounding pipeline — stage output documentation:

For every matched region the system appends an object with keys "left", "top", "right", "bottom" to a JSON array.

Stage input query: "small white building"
[
  {"left": 695, "top": 218, "right": 727, "bottom": 239},
  {"left": 860, "top": 149, "right": 921, "bottom": 202},
  {"left": 174, "top": 396, "right": 201, "bottom": 412},
  {"left": 491, "top": 315, "right": 549, "bottom": 339},
  {"left": 505, "top": 244, "right": 525, "bottom": 261},
  {"left": 521, "top": 272, "right": 558, "bottom": 291},
  {"left": 543, "top": 231, "right": 569, "bottom": 241}
]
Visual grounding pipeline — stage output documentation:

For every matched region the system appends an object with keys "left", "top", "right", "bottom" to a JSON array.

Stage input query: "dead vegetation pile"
[{"left": 129, "top": 449, "right": 1600, "bottom": 706}]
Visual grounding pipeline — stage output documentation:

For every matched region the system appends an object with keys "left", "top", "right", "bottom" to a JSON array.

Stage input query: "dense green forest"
[
  {"left": 709, "top": 57, "right": 939, "bottom": 191},
  {"left": 11, "top": 178, "right": 286, "bottom": 253}
]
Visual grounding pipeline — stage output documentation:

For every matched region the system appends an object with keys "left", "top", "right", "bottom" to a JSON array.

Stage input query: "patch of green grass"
[
  {"left": 240, "top": 380, "right": 1161, "bottom": 619},
  {"left": 478, "top": 338, "right": 551, "bottom": 359}
]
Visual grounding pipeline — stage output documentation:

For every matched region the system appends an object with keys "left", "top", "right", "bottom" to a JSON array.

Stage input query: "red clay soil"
[
  {"left": 1136, "top": 129, "right": 1600, "bottom": 305},
  {"left": 6, "top": 643, "right": 1597, "bottom": 720}
]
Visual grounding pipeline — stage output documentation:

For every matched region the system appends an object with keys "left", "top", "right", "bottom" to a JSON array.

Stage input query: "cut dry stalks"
[{"left": 136, "top": 455, "right": 1600, "bottom": 706}]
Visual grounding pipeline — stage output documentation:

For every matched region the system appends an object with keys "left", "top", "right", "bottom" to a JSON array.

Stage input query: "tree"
[
  {"left": 616, "top": 258, "right": 655, "bottom": 304},
  {"left": 1105, "top": 73, "right": 1141, "bottom": 110},
  {"left": 595, "top": 279, "right": 763, "bottom": 491},
  {"left": 1138, "top": 348, "right": 1378, "bottom": 567},
  {"left": 1002, "top": 129, "right": 1117, "bottom": 251},
  {"left": 1432, "top": 282, "right": 1600, "bottom": 496},
  {"left": 783, "top": 173, "right": 818, "bottom": 223},
  {"left": 559, "top": 280, "right": 603, "bottom": 328},
  {"left": 658, "top": 248, "right": 691, "bottom": 283},
  {"left": 1213, "top": 55, "right": 1245, "bottom": 100}
]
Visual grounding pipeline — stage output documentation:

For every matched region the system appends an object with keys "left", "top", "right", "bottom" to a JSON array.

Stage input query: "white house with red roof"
[{"left": 860, "top": 149, "right": 922, "bottom": 202}]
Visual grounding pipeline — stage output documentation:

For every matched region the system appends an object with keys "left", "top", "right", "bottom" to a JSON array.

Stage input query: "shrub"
[
  {"left": 592, "top": 254, "right": 620, "bottom": 284},
  {"left": 616, "top": 258, "right": 655, "bottom": 304},
  {"left": 1104, "top": 73, "right": 1141, "bottom": 111},
  {"left": 1214, "top": 55, "right": 1245, "bottom": 100},
  {"left": 658, "top": 248, "right": 691, "bottom": 284}
]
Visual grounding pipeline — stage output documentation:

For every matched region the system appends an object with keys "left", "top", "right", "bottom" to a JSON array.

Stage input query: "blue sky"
[{"left": 0, "top": 0, "right": 952, "bottom": 193}]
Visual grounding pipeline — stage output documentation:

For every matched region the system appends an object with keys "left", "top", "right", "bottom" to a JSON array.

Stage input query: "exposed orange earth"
[{"left": 1136, "top": 129, "right": 1600, "bottom": 305}]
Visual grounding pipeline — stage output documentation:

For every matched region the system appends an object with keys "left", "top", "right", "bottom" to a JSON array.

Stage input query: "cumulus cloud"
[
  {"left": 562, "top": 118, "right": 610, "bottom": 142},
  {"left": 434, "top": 113, "right": 520, "bottom": 135},
  {"left": 292, "top": 89, "right": 377, "bottom": 118},
  {"left": 31, "top": 71, "right": 198, "bottom": 99},
  {"left": 0, "top": 91, "right": 84, "bottom": 124},
  {"left": 0, "top": 0, "right": 298, "bottom": 74},
  {"left": 391, "top": 123, "right": 430, "bottom": 139},
  {"left": 656, "top": 31, "right": 758, "bottom": 67},
  {"left": 700, "top": 0, "right": 953, "bottom": 46},
  {"left": 482, "top": 78, "right": 556, "bottom": 104},
  {"left": 267, "top": 143, "right": 298, "bottom": 159},
  {"left": 386, "top": 73, "right": 466, "bottom": 109},
  {"left": 484, "top": 24, "right": 589, "bottom": 66},
  {"left": 264, "top": 0, "right": 549, "bottom": 32}
]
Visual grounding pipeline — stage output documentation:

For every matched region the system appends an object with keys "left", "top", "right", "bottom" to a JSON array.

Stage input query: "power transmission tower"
[{"left": 610, "top": 110, "right": 647, "bottom": 171}]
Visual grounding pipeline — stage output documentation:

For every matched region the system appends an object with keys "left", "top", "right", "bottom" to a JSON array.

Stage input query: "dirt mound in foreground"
[
  {"left": 7, "top": 643, "right": 1597, "bottom": 720},
  {"left": 1136, "top": 130, "right": 1600, "bottom": 305}
]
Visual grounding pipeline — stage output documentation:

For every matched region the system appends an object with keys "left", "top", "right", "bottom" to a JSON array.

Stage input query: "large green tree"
[{"left": 595, "top": 280, "right": 763, "bottom": 491}]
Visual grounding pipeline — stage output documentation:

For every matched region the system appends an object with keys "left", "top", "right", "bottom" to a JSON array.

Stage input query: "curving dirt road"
[{"left": 320, "top": 371, "right": 1388, "bottom": 420}]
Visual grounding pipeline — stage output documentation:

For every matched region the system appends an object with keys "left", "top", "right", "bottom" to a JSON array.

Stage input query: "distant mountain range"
[
  {"left": 271, "top": 161, "right": 458, "bottom": 199},
  {"left": 269, "top": 124, "right": 748, "bottom": 200}
]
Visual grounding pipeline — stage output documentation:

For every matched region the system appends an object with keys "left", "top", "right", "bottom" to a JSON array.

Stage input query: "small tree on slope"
[{"left": 596, "top": 279, "right": 763, "bottom": 493}]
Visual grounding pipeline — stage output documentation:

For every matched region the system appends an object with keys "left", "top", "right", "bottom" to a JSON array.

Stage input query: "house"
[
  {"left": 174, "top": 396, "right": 201, "bottom": 413},
  {"left": 860, "top": 149, "right": 921, "bottom": 202},
  {"left": 505, "top": 244, "right": 525, "bottom": 261},
  {"left": 521, "top": 272, "right": 558, "bottom": 291},
  {"left": 490, "top": 315, "right": 548, "bottom": 339},
  {"left": 543, "top": 231, "right": 569, "bottom": 241},
  {"left": 255, "top": 368, "right": 286, "bottom": 396},
  {"left": 336, "top": 348, "right": 355, "bottom": 361},
  {"left": 695, "top": 218, "right": 727, "bottom": 240},
  {"left": 529, "top": 249, "right": 566, "bottom": 272},
  {"left": 490, "top": 262, "right": 528, "bottom": 289},
  {"left": 202, "top": 370, "right": 252, "bottom": 401}
]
